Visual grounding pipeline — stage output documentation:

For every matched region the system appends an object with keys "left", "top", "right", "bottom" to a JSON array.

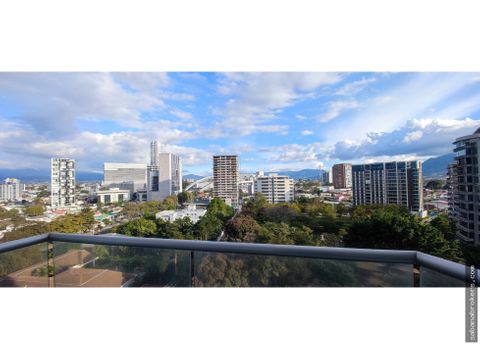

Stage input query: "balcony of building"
[{"left": 0, "top": 233, "right": 477, "bottom": 288}]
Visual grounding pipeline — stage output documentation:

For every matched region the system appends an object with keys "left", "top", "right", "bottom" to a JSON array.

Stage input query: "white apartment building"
[
  {"left": 51, "top": 158, "right": 76, "bottom": 208},
  {"left": 255, "top": 173, "right": 294, "bottom": 203},
  {"left": 103, "top": 163, "right": 147, "bottom": 194},
  {"left": 0, "top": 178, "right": 23, "bottom": 202},
  {"left": 147, "top": 141, "right": 182, "bottom": 201},
  {"left": 213, "top": 155, "right": 239, "bottom": 206},
  {"left": 96, "top": 188, "right": 130, "bottom": 204},
  {"left": 155, "top": 204, "right": 206, "bottom": 224}
]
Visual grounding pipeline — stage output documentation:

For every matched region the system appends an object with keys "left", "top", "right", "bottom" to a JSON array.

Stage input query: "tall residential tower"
[
  {"left": 352, "top": 160, "right": 423, "bottom": 212},
  {"left": 448, "top": 128, "right": 480, "bottom": 245},
  {"left": 255, "top": 173, "right": 294, "bottom": 203},
  {"left": 51, "top": 158, "right": 76, "bottom": 208},
  {"left": 332, "top": 163, "right": 352, "bottom": 189},
  {"left": 213, "top": 155, "right": 239, "bottom": 206}
]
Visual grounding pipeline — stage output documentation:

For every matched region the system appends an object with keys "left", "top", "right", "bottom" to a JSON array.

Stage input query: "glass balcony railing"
[{"left": 0, "top": 232, "right": 478, "bottom": 287}]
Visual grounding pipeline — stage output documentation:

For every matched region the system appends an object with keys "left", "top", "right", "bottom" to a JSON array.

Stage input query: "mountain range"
[{"left": 0, "top": 153, "right": 455, "bottom": 183}]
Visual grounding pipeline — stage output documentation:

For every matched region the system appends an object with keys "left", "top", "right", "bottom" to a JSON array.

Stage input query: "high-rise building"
[
  {"left": 213, "top": 155, "right": 239, "bottom": 206},
  {"left": 0, "top": 178, "right": 22, "bottom": 202},
  {"left": 321, "top": 169, "right": 332, "bottom": 185},
  {"left": 150, "top": 140, "right": 159, "bottom": 166},
  {"left": 147, "top": 141, "right": 182, "bottom": 201},
  {"left": 446, "top": 163, "right": 458, "bottom": 220},
  {"left": 255, "top": 173, "right": 294, "bottom": 203},
  {"left": 103, "top": 163, "right": 147, "bottom": 194},
  {"left": 332, "top": 163, "right": 352, "bottom": 189},
  {"left": 51, "top": 158, "right": 76, "bottom": 208},
  {"left": 352, "top": 161, "right": 423, "bottom": 212},
  {"left": 448, "top": 128, "right": 480, "bottom": 245}
]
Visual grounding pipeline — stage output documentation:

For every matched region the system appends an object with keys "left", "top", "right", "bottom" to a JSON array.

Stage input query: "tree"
[
  {"left": 207, "top": 197, "right": 234, "bottom": 220},
  {"left": 163, "top": 195, "right": 178, "bottom": 210},
  {"left": 257, "top": 222, "right": 295, "bottom": 245},
  {"left": 194, "top": 213, "right": 224, "bottom": 240},
  {"left": 225, "top": 215, "right": 260, "bottom": 242},
  {"left": 177, "top": 191, "right": 194, "bottom": 205},
  {"left": 430, "top": 214, "right": 456, "bottom": 242},
  {"left": 116, "top": 218, "right": 157, "bottom": 237},
  {"left": 25, "top": 205, "right": 44, "bottom": 217},
  {"left": 425, "top": 180, "right": 444, "bottom": 190},
  {"left": 344, "top": 206, "right": 461, "bottom": 261},
  {"left": 261, "top": 205, "right": 298, "bottom": 223}
]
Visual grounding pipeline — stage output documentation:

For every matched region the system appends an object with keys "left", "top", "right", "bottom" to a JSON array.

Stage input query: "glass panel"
[
  {"left": 0, "top": 243, "right": 49, "bottom": 287},
  {"left": 52, "top": 242, "right": 191, "bottom": 287},
  {"left": 193, "top": 252, "right": 413, "bottom": 287},
  {"left": 420, "top": 266, "right": 465, "bottom": 287}
]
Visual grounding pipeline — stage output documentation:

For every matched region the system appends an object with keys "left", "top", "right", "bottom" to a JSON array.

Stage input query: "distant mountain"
[
  {"left": 183, "top": 174, "right": 204, "bottom": 181},
  {"left": 182, "top": 169, "right": 324, "bottom": 181},
  {"left": 0, "top": 168, "right": 102, "bottom": 182},
  {"left": 422, "top": 153, "right": 455, "bottom": 178},
  {"left": 268, "top": 168, "right": 324, "bottom": 180}
]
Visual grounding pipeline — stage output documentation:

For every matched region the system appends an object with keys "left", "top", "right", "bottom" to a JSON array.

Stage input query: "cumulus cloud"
[
  {"left": 0, "top": 73, "right": 180, "bottom": 135},
  {"left": 301, "top": 130, "right": 314, "bottom": 135},
  {"left": 330, "top": 118, "right": 480, "bottom": 160},
  {"left": 326, "top": 72, "right": 480, "bottom": 141},
  {"left": 403, "top": 130, "right": 423, "bottom": 143}
]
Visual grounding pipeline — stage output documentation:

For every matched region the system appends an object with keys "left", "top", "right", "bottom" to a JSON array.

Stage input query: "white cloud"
[
  {"left": 214, "top": 72, "right": 342, "bottom": 136},
  {"left": 317, "top": 100, "right": 359, "bottom": 122},
  {"left": 403, "top": 130, "right": 423, "bottom": 143},
  {"left": 372, "top": 96, "right": 394, "bottom": 105},
  {"left": 170, "top": 108, "right": 193, "bottom": 120},
  {"left": 0, "top": 73, "right": 183, "bottom": 135},
  {"left": 301, "top": 130, "right": 314, "bottom": 135},
  {"left": 335, "top": 77, "right": 376, "bottom": 96},
  {"left": 330, "top": 117, "right": 480, "bottom": 161},
  {"left": 326, "top": 73, "right": 480, "bottom": 142}
]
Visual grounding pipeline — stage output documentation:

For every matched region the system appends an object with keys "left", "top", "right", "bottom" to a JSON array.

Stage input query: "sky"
[{"left": 0, "top": 72, "right": 480, "bottom": 176}]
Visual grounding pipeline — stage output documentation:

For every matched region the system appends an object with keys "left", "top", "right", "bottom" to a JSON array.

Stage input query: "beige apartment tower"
[{"left": 213, "top": 155, "right": 239, "bottom": 206}]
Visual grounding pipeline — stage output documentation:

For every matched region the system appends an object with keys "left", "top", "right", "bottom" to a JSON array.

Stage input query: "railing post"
[
  {"left": 47, "top": 241, "right": 55, "bottom": 288},
  {"left": 190, "top": 251, "right": 195, "bottom": 287}
]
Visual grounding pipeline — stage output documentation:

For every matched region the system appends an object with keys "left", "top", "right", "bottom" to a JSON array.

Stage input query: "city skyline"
[{"left": 1, "top": 72, "right": 480, "bottom": 175}]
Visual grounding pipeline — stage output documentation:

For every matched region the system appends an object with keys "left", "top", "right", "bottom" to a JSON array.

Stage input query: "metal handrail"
[{"left": 1, "top": 232, "right": 478, "bottom": 283}]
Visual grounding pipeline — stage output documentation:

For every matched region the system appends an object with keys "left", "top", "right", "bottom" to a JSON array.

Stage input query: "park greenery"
[
  {"left": 116, "top": 197, "right": 234, "bottom": 240},
  {"left": 0, "top": 208, "right": 96, "bottom": 243},
  {"left": 2, "top": 190, "right": 480, "bottom": 286},
  {"left": 112, "top": 193, "right": 473, "bottom": 265}
]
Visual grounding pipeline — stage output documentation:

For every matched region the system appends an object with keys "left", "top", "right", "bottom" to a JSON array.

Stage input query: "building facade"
[
  {"left": 321, "top": 170, "right": 332, "bottom": 185},
  {"left": 332, "top": 163, "right": 352, "bottom": 189},
  {"left": 0, "top": 178, "right": 22, "bottom": 202},
  {"left": 352, "top": 161, "right": 423, "bottom": 212},
  {"left": 448, "top": 128, "right": 480, "bottom": 245},
  {"left": 147, "top": 141, "right": 182, "bottom": 201},
  {"left": 155, "top": 204, "right": 206, "bottom": 224},
  {"left": 51, "top": 158, "right": 76, "bottom": 208},
  {"left": 213, "top": 155, "right": 239, "bottom": 206},
  {"left": 96, "top": 188, "right": 130, "bottom": 204},
  {"left": 103, "top": 163, "right": 147, "bottom": 194},
  {"left": 255, "top": 173, "right": 294, "bottom": 203}
]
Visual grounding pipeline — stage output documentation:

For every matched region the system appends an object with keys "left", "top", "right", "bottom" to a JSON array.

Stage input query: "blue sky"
[{"left": 0, "top": 72, "right": 480, "bottom": 175}]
